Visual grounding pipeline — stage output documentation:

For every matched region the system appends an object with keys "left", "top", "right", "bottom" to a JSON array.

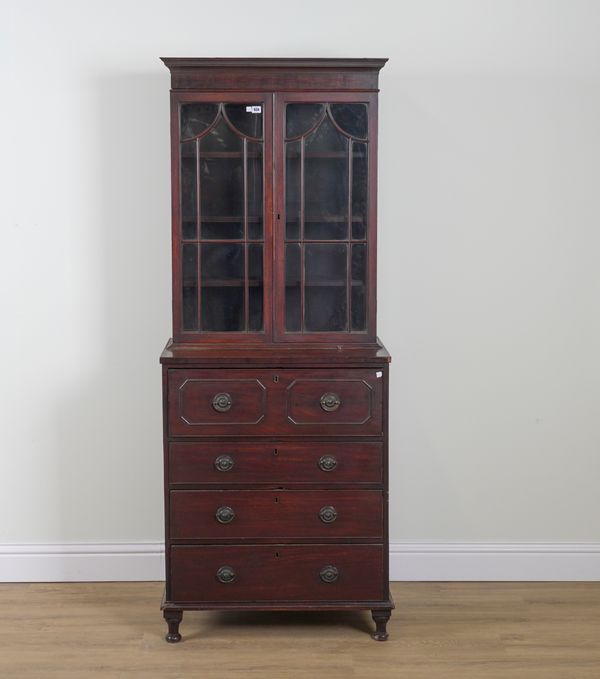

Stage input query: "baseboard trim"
[
  {"left": 0, "top": 543, "right": 165, "bottom": 582},
  {"left": 1, "top": 542, "right": 599, "bottom": 582},
  {"left": 390, "top": 542, "right": 600, "bottom": 581}
]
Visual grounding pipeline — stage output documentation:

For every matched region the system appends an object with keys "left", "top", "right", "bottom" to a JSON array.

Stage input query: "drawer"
[
  {"left": 167, "top": 368, "right": 383, "bottom": 437},
  {"left": 169, "top": 441, "right": 383, "bottom": 485},
  {"left": 170, "top": 490, "right": 383, "bottom": 539},
  {"left": 170, "top": 544, "right": 385, "bottom": 603}
]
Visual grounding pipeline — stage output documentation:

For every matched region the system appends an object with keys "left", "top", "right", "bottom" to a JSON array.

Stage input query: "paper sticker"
[
  {"left": 376, "top": 371, "right": 383, "bottom": 378},
  {"left": 246, "top": 105, "right": 262, "bottom": 113}
]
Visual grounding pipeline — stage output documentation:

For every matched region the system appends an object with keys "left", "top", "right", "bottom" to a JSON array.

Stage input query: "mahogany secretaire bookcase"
[{"left": 159, "top": 58, "right": 392, "bottom": 643}]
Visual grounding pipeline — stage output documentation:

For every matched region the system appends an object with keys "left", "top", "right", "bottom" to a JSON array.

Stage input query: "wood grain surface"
[{"left": 1, "top": 581, "right": 599, "bottom": 678}]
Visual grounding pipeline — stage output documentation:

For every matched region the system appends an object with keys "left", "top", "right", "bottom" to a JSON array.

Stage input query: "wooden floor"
[{"left": 1, "top": 582, "right": 599, "bottom": 678}]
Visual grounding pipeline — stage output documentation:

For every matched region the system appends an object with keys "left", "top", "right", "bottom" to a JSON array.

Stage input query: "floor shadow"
[{"left": 184, "top": 609, "right": 374, "bottom": 639}]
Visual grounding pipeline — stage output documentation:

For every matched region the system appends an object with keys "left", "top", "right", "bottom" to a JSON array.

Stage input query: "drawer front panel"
[
  {"left": 167, "top": 368, "right": 383, "bottom": 436},
  {"left": 170, "top": 490, "right": 383, "bottom": 539},
  {"left": 170, "top": 544, "right": 384, "bottom": 602},
  {"left": 286, "top": 377, "right": 376, "bottom": 427},
  {"left": 169, "top": 441, "right": 383, "bottom": 485},
  {"left": 168, "top": 372, "right": 267, "bottom": 436}
]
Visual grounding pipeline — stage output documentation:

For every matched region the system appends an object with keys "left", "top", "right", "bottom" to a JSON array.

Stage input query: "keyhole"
[
  {"left": 275, "top": 497, "right": 279, "bottom": 503},
  {"left": 273, "top": 448, "right": 278, "bottom": 456},
  {"left": 273, "top": 374, "right": 279, "bottom": 383},
  {"left": 275, "top": 551, "right": 280, "bottom": 558}
]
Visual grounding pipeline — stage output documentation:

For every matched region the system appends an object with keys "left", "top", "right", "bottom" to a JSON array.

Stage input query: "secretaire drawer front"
[
  {"left": 167, "top": 368, "right": 384, "bottom": 437},
  {"left": 170, "top": 490, "right": 383, "bottom": 539},
  {"left": 169, "top": 442, "right": 383, "bottom": 485},
  {"left": 170, "top": 544, "right": 385, "bottom": 603},
  {"left": 167, "top": 369, "right": 271, "bottom": 436},
  {"left": 284, "top": 369, "right": 383, "bottom": 435}
]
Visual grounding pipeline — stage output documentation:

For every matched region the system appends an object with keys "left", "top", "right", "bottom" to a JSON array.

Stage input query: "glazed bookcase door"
[
  {"left": 172, "top": 92, "right": 272, "bottom": 341},
  {"left": 274, "top": 92, "right": 377, "bottom": 342}
]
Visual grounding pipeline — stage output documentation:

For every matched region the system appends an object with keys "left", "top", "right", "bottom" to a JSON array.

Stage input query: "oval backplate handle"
[
  {"left": 214, "top": 454, "right": 234, "bottom": 472},
  {"left": 318, "top": 455, "right": 337, "bottom": 472},
  {"left": 320, "top": 392, "right": 341, "bottom": 412},
  {"left": 319, "top": 565, "right": 339, "bottom": 583},
  {"left": 215, "top": 506, "right": 236, "bottom": 524},
  {"left": 318, "top": 505, "right": 338, "bottom": 523},
  {"left": 212, "top": 392, "right": 232, "bottom": 412},
  {"left": 216, "top": 565, "right": 236, "bottom": 583}
]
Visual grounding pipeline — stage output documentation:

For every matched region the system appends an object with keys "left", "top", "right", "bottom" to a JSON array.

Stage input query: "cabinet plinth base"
[{"left": 161, "top": 591, "right": 393, "bottom": 642}]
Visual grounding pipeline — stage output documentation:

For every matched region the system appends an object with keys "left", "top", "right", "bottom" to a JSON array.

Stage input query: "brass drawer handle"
[
  {"left": 215, "top": 506, "right": 235, "bottom": 524},
  {"left": 320, "top": 392, "right": 341, "bottom": 412},
  {"left": 214, "top": 454, "right": 234, "bottom": 472},
  {"left": 318, "top": 505, "right": 337, "bottom": 523},
  {"left": 319, "top": 565, "right": 339, "bottom": 583},
  {"left": 212, "top": 392, "right": 232, "bottom": 412},
  {"left": 216, "top": 565, "right": 236, "bottom": 583},
  {"left": 318, "top": 455, "right": 337, "bottom": 472}
]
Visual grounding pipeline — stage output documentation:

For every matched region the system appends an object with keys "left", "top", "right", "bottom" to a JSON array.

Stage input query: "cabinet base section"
[{"left": 161, "top": 591, "right": 394, "bottom": 643}]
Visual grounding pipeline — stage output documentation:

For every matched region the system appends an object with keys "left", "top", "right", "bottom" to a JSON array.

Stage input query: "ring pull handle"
[
  {"left": 318, "top": 455, "right": 337, "bottom": 472},
  {"left": 216, "top": 566, "right": 236, "bottom": 583},
  {"left": 320, "top": 392, "right": 341, "bottom": 412},
  {"left": 215, "top": 506, "right": 235, "bottom": 524},
  {"left": 319, "top": 565, "right": 339, "bottom": 583},
  {"left": 214, "top": 454, "right": 234, "bottom": 472},
  {"left": 212, "top": 392, "right": 232, "bottom": 412},
  {"left": 318, "top": 505, "right": 337, "bottom": 524}
]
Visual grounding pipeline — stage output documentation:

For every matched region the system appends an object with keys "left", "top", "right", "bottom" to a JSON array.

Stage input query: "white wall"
[{"left": 2, "top": 1, "right": 600, "bottom": 574}]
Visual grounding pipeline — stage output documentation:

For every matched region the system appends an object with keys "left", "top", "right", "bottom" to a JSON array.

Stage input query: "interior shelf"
[
  {"left": 285, "top": 281, "right": 366, "bottom": 287},
  {"left": 183, "top": 279, "right": 262, "bottom": 288},
  {"left": 181, "top": 151, "right": 262, "bottom": 159},
  {"left": 286, "top": 216, "right": 365, "bottom": 223},
  {"left": 182, "top": 216, "right": 262, "bottom": 223}
]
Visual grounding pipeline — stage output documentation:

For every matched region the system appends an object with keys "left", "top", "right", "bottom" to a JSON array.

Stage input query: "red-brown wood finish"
[
  {"left": 160, "top": 58, "right": 392, "bottom": 643},
  {"left": 160, "top": 58, "right": 387, "bottom": 92},
  {"left": 170, "top": 544, "right": 385, "bottom": 603},
  {"left": 167, "top": 368, "right": 383, "bottom": 437},
  {"left": 170, "top": 490, "right": 383, "bottom": 540},
  {"left": 169, "top": 441, "right": 383, "bottom": 485}
]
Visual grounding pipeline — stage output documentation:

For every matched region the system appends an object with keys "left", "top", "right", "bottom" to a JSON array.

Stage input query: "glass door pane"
[
  {"left": 283, "top": 102, "right": 369, "bottom": 334},
  {"left": 179, "top": 102, "right": 264, "bottom": 333}
]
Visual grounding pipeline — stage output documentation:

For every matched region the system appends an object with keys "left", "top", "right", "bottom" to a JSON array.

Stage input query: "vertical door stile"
[
  {"left": 346, "top": 136, "right": 352, "bottom": 332},
  {"left": 243, "top": 136, "right": 249, "bottom": 332},
  {"left": 270, "top": 92, "right": 276, "bottom": 338},
  {"left": 195, "top": 137, "right": 201, "bottom": 331},
  {"left": 299, "top": 135, "right": 305, "bottom": 333}
]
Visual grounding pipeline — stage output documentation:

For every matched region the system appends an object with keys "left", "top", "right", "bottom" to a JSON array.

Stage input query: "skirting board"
[{"left": 1, "top": 542, "right": 599, "bottom": 582}]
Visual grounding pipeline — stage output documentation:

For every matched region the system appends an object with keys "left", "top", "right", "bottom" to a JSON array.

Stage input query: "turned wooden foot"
[
  {"left": 164, "top": 608, "right": 183, "bottom": 643},
  {"left": 371, "top": 609, "right": 391, "bottom": 641}
]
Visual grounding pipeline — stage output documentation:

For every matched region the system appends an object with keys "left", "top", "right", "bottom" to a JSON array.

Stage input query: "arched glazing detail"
[
  {"left": 180, "top": 102, "right": 264, "bottom": 333},
  {"left": 330, "top": 103, "right": 368, "bottom": 139},
  {"left": 180, "top": 103, "right": 219, "bottom": 140},
  {"left": 285, "top": 103, "right": 367, "bottom": 141},
  {"left": 284, "top": 102, "right": 369, "bottom": 333},
  {"left": 181, "top": 103, "right": 263, "bottom": 142},
  {"left": 286, "top": 104, "right": 325, "bottom": 139}
]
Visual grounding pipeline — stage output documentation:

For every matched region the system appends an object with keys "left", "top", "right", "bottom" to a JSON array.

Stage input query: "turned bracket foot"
[
  {"left": 164, "top": 608, "right": 183, "bottom": 643},
  {"left": 371, "top": 609, "right": 391, "bottom": 641}
]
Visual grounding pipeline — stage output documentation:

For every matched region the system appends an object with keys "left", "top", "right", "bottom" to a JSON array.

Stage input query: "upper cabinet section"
[{"left": 162, "top": 59, "right": 386, "bottom": 343}]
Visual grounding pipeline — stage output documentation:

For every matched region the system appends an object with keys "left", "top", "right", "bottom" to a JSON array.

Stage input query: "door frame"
[
  {"left": 170, "top": 91, "right": 274, "bottom": 343},
  {"left": 272, "top": 91, "right": 378, "bottom": 343}
]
